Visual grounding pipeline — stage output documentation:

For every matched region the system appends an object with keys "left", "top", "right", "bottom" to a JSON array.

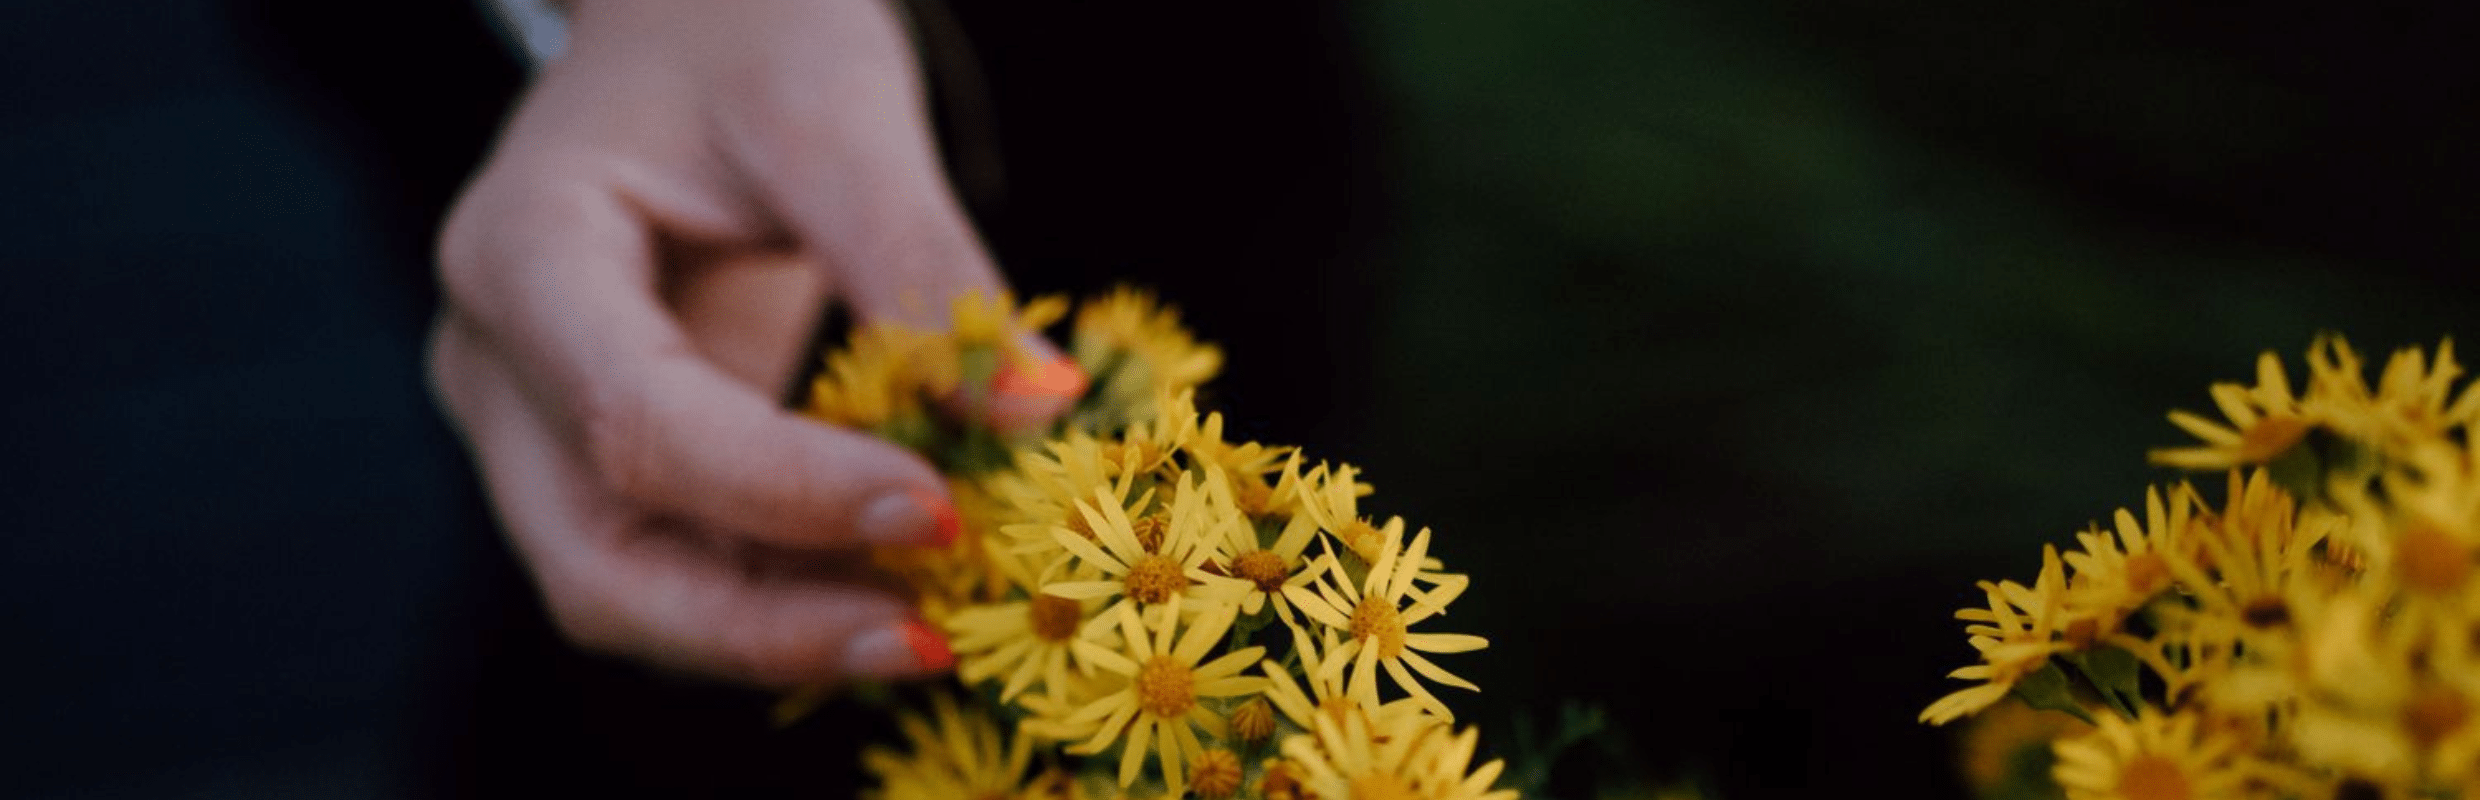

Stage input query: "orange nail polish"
[
  {"left": 900, "top": 619, "right": 955, "bottom": 672},
  {"left": 907, "top": 487, "right": 960, "bottom": 548},
  {"left": 992, "top": 355, "right": 1089, "bottom": 400}
]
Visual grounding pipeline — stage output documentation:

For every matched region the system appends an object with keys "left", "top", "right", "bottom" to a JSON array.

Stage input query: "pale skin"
[{"left": 429, "top": 0, "right": 1077, "bottom": 688}]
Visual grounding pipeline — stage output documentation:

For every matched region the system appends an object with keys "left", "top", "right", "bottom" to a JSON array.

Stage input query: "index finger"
[{"left": 438, "top": 169, "right": 955, "bottom": 551}]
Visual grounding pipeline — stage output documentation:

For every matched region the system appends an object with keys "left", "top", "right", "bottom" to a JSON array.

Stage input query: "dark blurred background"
[{"left": 4, "top": 0, "right": 2474, "bottom": 797}]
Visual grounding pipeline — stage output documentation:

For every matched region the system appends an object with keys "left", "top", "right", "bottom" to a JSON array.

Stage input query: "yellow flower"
[
  {"left": 2152, "top": 472, "right": 2332, "bottom": 653},
  {"left": 951, "top": 289, "right": 1069, "bottom": 368},
  {"left": 807, "top": 325, "right": 954, "bottom": 430},
  {"left": 1298, "top": 461, "right": 1406, "bottom": 566},
  {"left": 990, "top": 432, "right": 1147, "bottom": 555},
  {"left": 1041, "top": 477, "right": 1254, "bottom": 636},
  {"left": 2290, "top": 589, "right": 2480, "bottom": 788},
  {"left": 2151, "top": 350, "right": 2313, "bottom": 470},
  {"left": 2304, "top": 337, "right": 2474, "bottom": 452},
  {"left": 862, "top": 693, "right": 1042, "bottom": 800},
  {"left": 1201, "top": 459, "right": 1323, "bottom": 620},
  {"left": 1922, "top": 545, "right": 2073, "bottom": 726},
  {"left": 2061, "top": 485, "right": 2207, "bottom": 645},
  {"left": 1957, "top": 698, "right": 2093, "bottom": 796},
  {"left": 1286, "top": 524, "right": 1488, "bottom": 721},
  {"left": 1038, "top": 595, "right": 1267, "bottom": 793},
  {"left": 2051, "top": 708, "right": 2251, "bottom": 800},
  {"left": 1280, "top": 709, "right": 1517, "bottom": 800},
  {"left": 1261, "top": 621, "right": 1430, "bottom": 736},
  {"left": 2356, "top": 445, "right": 2480, "bottom": 598},
  {"left": 1071, "top": 287, "right": 1223, "bottom": 429},
  {"left": 1183, "top": 416, "right": 1297, "bottom": 520},
  {"left": 944, "top": 543, "right": 1113, "bottom": 704}
]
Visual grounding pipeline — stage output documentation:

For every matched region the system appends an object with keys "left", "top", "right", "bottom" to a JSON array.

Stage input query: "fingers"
[
  {"left": 440, "top": 177, "right": 954, "bottom": 551},
  {"left": 433, "top": 318, "right": 954, "bottom": 687}
]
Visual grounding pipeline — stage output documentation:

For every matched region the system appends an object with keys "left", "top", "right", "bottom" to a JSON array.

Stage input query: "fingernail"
[
  {"left": 992, "top": 352, "right": 1088, "bottom": 401},
  {"left": 859, "top": 488, "right": 958, "bottom": 548},
  {"left": 844, "top": 618, "right": 955, "bottom": 676}
]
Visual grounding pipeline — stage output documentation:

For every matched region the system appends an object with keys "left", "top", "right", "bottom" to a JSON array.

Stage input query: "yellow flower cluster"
[
  {"left": 1924, "top": 336, "right": 2480, "bottom": 800},
  {"left": 823, "top": 289, "right": 1513, "bottom": 800}
]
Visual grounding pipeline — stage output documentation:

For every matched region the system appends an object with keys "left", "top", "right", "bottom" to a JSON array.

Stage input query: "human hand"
[{"left": 429, "top": 0, "right": 1081, "bottom": 688}]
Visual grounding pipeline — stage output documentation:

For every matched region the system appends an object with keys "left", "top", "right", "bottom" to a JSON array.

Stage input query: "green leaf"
[
  {"left": 959, "top": 344, "right": 1000, "bottom": 398},
  {"left": 2009, "top": 662, "right": 2096, "bottom": 725},
  {"left": 2066, "top": 647, "right": 2143, "bottom": 720}
]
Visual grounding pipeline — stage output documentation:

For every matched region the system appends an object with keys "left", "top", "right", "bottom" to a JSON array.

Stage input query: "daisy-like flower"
[
  {"left": 862, "top": 693, "right": 1044, "bottom": 800},
  {"left": 2290, "top": 589, "right": 2480, "bottom": 787},
  {"left": 1287, "top": 523, "right": 1487, "bottom": 721},
  {"left": 1956, "top": 698, "right": 2093, "bottom": 797},
  {"left": 2061, "top": 485, "right": 2207, "bottom": 646},
  {"left": 2151, "top": 350, "right": 2314, "bottom": 470},
  {"left": 2298, "top": 336, "right": 2474, "bottom": 453},
  {"left": 1280, "top": 707, "right": 1516, "bottom": 800},
  {"left": 2365, "top": 341, "right": 2467, "bottom": 442},
  {"left": 807, "top": 325, "right": 953, "bottom": 432},
  {"left": 1922, "top": 545, "right": 2074, "bottom": 726},
  {"left": 2157, "top": 471, "right": 2331, "bottom": 647},
  {"left": 1261, "top": 621, "right": 1430, "bottom": 736},
  {"left": 2361, "top": 445, "right": 2480, "bottom": 598},
  {"left": 944, "top": 542, "right": 1114, "bottom": 704},
  {"left": 2051, "top": 708, "right": 2252, "bottom": 800},
  {"left": 1200, "top": 459, "right": 1322, "bottom": 620},
  {"left": 1035, "top": 595, "right": 1267, "bottom": 793},
  {"left": 1297, "top": 462, "right": 1397, "bottom": 564},
  {"left": 990, "top": 432, "right": 1146, "bottom": 554},
  {"left": 1071, "top": 287, "right": 1223, "bottom": 430},
  {"left": 949, "top": 289, "right": 1069, "bottom": 371},
  {"left": 1042, "top": 478, "right": 1253, "bottom": 635},
  {"left": 1182, "top": 413, "right": 1297, "bottom": 520}
]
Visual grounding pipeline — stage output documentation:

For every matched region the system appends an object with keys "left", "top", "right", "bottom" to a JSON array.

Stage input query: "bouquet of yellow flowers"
[
  {"left": 798, "top": 288, "right": 1516, "bottom": 800},
  {"left": 1923, "top": 336, "right": 2480, "bottom": 800}
]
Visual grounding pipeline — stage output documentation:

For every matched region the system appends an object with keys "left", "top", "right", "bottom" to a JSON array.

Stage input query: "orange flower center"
[
  {"left": 1234, "top": 550, "right": 1292, "bottom": 593},
  {"left": 1125, "top": 554, "right": 1188, "bottom": 604},
  {"left": 2117, "top": 755, "right": 2192, "bottom": 800},
  {"left": 1136, "top": 655, "right": 1196, "bottom": 718},
  {"left": 2124, "top": 553, "right": 2171, "bottom": 596},
  {"left": 2407, "top": 685, "right": 2471, "bottom": 748},
  {"left": 1029, "top": 594, "right": 1082, "bottom": 642},
  {"left": 1351, "top": 595, "right": 1407, "bottom": 659},
  {"left": 2397, "top": 521, "right": 2472, "bottom": 594}
]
